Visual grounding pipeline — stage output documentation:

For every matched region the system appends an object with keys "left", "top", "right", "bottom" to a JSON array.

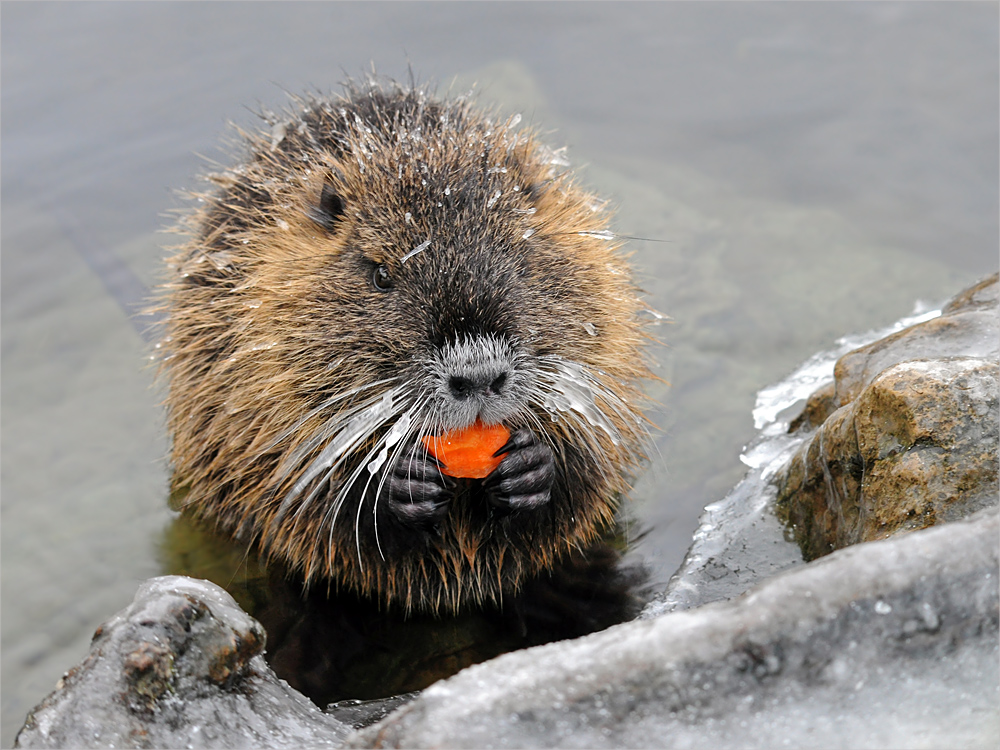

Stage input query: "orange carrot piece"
[{"left": 422, "top": 421, "right": 511, "bottom": 479}]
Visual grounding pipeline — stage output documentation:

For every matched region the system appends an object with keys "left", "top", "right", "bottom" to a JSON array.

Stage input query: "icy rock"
[
  {"left": 14, "top": 576, "right": 349, "bottom": 749},
  {"left": 776, "top": 273, "right": 999, "bottom": 560},
  {"left": 646, "top": 274, "right": 998, "bottom": 615},
  {"left": 347, "top": 508, "right": 998, "bottom": 749}
]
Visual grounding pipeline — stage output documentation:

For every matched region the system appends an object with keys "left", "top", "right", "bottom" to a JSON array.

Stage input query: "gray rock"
[
  {"left": 347, "top": 508, "right": 999, "bottom": 749},
  {"left": 639, "top": 453, "right": 804, "bottom": 617},
  {"left": 14, "top": 576, "right": 350, "bottom": 749}
]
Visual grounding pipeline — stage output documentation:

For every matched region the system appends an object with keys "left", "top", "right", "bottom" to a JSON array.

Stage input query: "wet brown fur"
[{"left": 157, "top": 79, "right": 651, "bottom": 614}]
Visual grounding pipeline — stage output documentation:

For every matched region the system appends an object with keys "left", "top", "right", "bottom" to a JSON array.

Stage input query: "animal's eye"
[{"left": 372, "top": 264, "right": 394, "bottom": 291}]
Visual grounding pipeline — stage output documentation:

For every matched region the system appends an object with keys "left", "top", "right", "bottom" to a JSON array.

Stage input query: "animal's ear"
[
  {"left": 521, "top": 179, "right": 548, "bottom": 204},
  {"left": 309, "top": 183, "right": 346, "bottom": 231}
]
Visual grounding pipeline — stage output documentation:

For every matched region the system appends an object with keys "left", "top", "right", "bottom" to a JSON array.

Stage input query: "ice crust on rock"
[
  {"left": 346, "top": 509, "right": 999, "bottom": 749},
  {"left": 751, "top": 307, "right": 941, "bottom": 431}
]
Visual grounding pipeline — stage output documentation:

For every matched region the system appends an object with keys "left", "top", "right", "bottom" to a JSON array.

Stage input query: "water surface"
[{"left": 3, "top": 2, "right": 997, "bottom": 743}]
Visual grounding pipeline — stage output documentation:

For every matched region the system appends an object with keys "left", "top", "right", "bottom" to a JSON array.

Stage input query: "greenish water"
[{"left": 3, "top": 2, "right": 997, "bottom": 744}]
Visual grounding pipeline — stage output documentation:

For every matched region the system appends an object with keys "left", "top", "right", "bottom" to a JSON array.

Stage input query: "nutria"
[{"left": 158, "top": 78, "right": 652, "bottom": 615}]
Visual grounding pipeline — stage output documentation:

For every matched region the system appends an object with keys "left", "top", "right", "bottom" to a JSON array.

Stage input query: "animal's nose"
[{"left": 448, "top": 370, "right": 509, "bottom": 400}]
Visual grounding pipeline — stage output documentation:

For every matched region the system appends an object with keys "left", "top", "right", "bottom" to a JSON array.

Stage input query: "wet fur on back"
[{"left": 158, "top": 79, "right": 652, "bottom": 614}]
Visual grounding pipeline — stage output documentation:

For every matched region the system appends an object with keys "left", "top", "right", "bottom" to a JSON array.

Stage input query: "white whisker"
[
  {"left": 267, "top": 376, "right": 399, "bottom": 454},
  {"left": 276, "top": 385, "right": 405, "bottom": 513},
  {"left": 369, "top": 398, "right": 424, "bottom": 562}
]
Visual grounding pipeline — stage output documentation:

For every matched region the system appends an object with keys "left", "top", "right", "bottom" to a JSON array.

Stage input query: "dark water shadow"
[{"left": 159, "top": 513, "right": 648, "bottom": 707}]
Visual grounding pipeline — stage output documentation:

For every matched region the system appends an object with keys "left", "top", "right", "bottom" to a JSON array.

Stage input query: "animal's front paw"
[
  {"left": 383, "top": 441, "right": 451, "bottom": 529},
  {"left": 484, "top": 429, "right": 554, "bottom": 511}
]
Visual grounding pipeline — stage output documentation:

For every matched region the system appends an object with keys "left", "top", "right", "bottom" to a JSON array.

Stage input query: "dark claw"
[
  {"left": 486, "top": 429, "right": 554, "bottom": 512},
  {"left": 493, "top": 429, "right": 534, "bottom": 456}
]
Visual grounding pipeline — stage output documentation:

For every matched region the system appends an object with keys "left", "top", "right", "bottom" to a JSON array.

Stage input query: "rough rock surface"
[
  {"left": 349, "top": 508, "right": 998, "bottom": 749},
  {"left": 326, "top": 694, "right": 419, "bottom": 731},
  {"left": 14, "top": 577, "right": 350, "bottom": 749},
  {"left": 776, "top": 273, "right": 998, "bottom": 560}
]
